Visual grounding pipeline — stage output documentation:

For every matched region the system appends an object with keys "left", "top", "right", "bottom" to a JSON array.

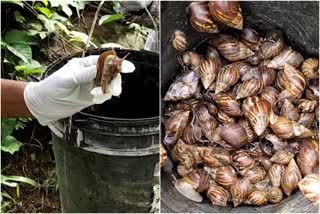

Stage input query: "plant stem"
[{"left": 82, "top": 0, "right": 106, "bottom": 57}]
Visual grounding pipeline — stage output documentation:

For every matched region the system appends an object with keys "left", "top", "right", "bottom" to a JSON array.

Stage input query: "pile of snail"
[{"left": 161, "top": 1, "right": 319, "bottom": 208}]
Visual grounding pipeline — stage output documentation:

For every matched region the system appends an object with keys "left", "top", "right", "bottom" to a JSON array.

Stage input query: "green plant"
[{"left": 1, "top": 119, "right": 39, "bottom": 212}]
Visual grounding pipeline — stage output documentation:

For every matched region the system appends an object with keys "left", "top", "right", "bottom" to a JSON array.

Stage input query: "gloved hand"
[{"left": 24, "top": 55, "right": 110, "bottom": 126}]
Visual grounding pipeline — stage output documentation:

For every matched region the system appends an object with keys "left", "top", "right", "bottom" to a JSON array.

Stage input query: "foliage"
[{"left": 99, "top": 13, "right": 124, "bottom": 25}]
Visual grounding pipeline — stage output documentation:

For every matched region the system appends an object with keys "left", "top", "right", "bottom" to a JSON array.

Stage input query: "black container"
[
  {"left": 161, "top": 1, "right": 319, "bottom": 213},
  {"left": 46, "top": 49, "right": 159, "bottom": 213}
]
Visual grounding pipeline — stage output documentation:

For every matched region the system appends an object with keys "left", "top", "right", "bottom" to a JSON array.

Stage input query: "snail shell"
[
  {"left": 278, "top": 63, "right": 306, "bottom": 101},
  {"left": 302, "top": 58, "right": 319, "bottom": 80},
  {"left": 170, "top": 30, "right": 187, "bottom": 51},
  {"left": 199, "top": 58, "right": 221, "bottom": 89},
  {"left": 240, "top": 28, "right": 262, "bottom": 52},
  {"left": 215, "top": 63, "right": 240, "bottom": 94},
  {"left": 230, "top": 177, "right": 253, "bottom": 207},
  {"left": 298, "top": 113, "right": 315, "bottom": 128},
  {"left": 267, "top": 48, "right": 304, "bottom": 69},
  {"left": 260, "top": 29, "right": 284, "bottom": 59},
  {"left": 267, "top": 187, "right": 283, "bottom": 204},
  {"left": 236, "top": 78, "right": 264, "bottom": 99},
  {"left": 280, "top": 99, "right": 299, "bottom": 121},
  {"left": 269, "top": 111, "right": 315, "bottom": 139},
  {"left": 209, "top": 34, "right": 254, "bottom": 62},
  {"left": 189, "top": 2, "right": 219, "bottom": 33},
  {"left": 246, "top": 190, "right": 268, "bottom": 206},
  {"left": 207, "top": 181, "right": 230, "bottom": 207},
  {"left": 297, "top": 99, "right": 318, "bottom": 113},
  {"left": 268, "top": 163, "right": 285, "bottom": 187},
  {"left": 164, "top": 111, "right": 190, "bottom": 147},
  {"left": 243, "top": 98, "right": 271, "bottom": 136},
  {"left": 280, "top": 159, "right": 302, "bottom": 196},
  {"left": 208, "top": 1, "right": 243, "bottom": 30},
  {"left": 270, "top": 150, "right": 294, "bottom": 165},
  {"left": 298, "top": 173, "right": 320, "bottom": 205},
  {"left": 214, "top": 93, "right": 243, "bottom": 117},
  {"left": 297, "top": 139, "right": 319, "bottom": 176},
  {"left": 164, "top": 70, "right": 199, "bottom": 101}
]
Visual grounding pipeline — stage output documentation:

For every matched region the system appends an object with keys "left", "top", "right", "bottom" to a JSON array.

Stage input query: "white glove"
[{"left": 24, "top": 55, "right": 108, "bottom": 126}]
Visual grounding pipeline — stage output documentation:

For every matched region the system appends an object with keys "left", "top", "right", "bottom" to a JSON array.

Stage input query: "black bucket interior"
[
  {"left": 45, "top": 49, "right": 159, "bottom": 120},
  {"left": 161, "top": 1, "right": 319, "bottom": 213}
]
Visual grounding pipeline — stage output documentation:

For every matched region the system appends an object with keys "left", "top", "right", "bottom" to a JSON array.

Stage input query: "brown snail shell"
[
  {"left": 278, "top": 63, "right": 306, "bottom": 101},
  {"left": 255, "top": 177, "right": 272, "bottom": 192},
  {"left": 220, "top": 123, "right": 249, "bottom": 148},
  {"left": 298, "top": 173, "right": 320, "bottom": 205},
  {"left": 217, "top": 110, "right": 236, "bottom": 125},
  {"left": 280, "top": 159, "right": 302, "bottom": 196},
  {"left": 260, "top": 65, "right": 276, "bottom": 87},
  {"left": 232, "top": 150, "right": 255, "bottom": 171},
  {"left": 194, "top": 105, "right": 218, "bottom": 143},
  {"left": 170, "top": 30, "right": 187, "bottom": 51},
  {"left": 171, "top": 140, "right": 194, "bottom": 169},
  {"left": 298, "top": 113, "right": 315, "bottom": 128},
  {"left": 163, "top": 111, "right": 190, "bottom": 147},
  {"left": 240, "top": 28, "right": 262, "bottom": 52},
  {"left": 245, "top": 53, "right": 261, "bottom": 66},
  {"left": 236, "top": 78, "right": 264, "bottom": 99},
  {"left": 211, "top": 166, "right": 238, "bottom": 189},
  {"left": 260, "top": 29, "right": 284, "bottom": 59},
  {"left": 206, "top": 46, "right": 221, "bottom": 61},
  {"left": 275, "top": 69, "right": 286, "bottom": 91},
  {"left": 304, "top": 85, "right": 319, "bottom": 101},
  {"left": 238, "top": 118, "right": 257, "bottom": 143},
  {"left": 246, "top": 190, "right": 268, "bottom": 206},
  {"left": 269, "top": 111, "right": 315, "bottom": 139},
  {"left": 280, "top": 99, "right": 299, "bottom": 121},
  {"left": 208, "top": 1, "right": 243, "bottom": 30},
  {"left": 267, "top": 187, "right": 283, "bottom": 204},
  {"left": 259, "top": 86, "right": 279, "bottom": 112},
  {"left": 215, "top": 63, "right": 240, "bottom": 94},
  {"left": 268, "top": 163, "right": 285, "bottom": 187},
  {"left": 270, "top": 150, "right": 294, "bottom": 165},
  {"left": 207, "top": 181, "right": 230, "bottom": 207},
  {"left": 302, "top": 58, "right": 319, "bottom": 80},
  {"left": 297, "top": 99, "right": 318, "bottom": 113},
  {"left": 96, "top": 50, "right": 128, "bottom": 93},
  {"left": 243, "top": 98, "right": 271, "bottom": 136},
  {"left": 199, "top": 58, "right": 221, "bottom": 89},
  {"left": 240, "top": 66, "right": 261, "bottom": 81},
  {"left": 258, "top": 156, "right": 272, "bottom": 171},
  {"left": 164, "top": 70, "right": 199, "bottom": 101},
  {"left": 230, "top": 177, "right": 253, "bottom": 207},
  {"left": 214, "top": 93, "right": 243, "bottom": 117},
  {"left": 267, "top": 48, "right": 304, "bottom": 69},
  {"left": 177, "top": 51, "right": 202, "bottom": 70},
  {"left": 297, "top": 139, "right": 319, "bottom": 176},
  {"left": 182, "top": 116, "right": 202, "bottom": 145},
  {"left": 177, "top": 164, "right": 193, "bottom": 177},
  {"left": 189, "top": 2, "right": 219, "bottom": 33},
  {"left": 209, "top": 34, "right": 254, "bottom": 62},
  {"left": 244, "top": 166, "right": 267, "bottom": 184}
]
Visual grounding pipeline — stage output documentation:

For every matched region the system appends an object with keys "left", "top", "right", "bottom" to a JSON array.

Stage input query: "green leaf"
[
  {"left": 15, "top": 61, "right": 45, "bottom": 75},
  {"left": 1, "top": 136, "right": 23, "bottom": 154},
  {"left": 1, "top": 0, "right": 24, "bottom": 7},
  {"left": 1, "top": 191, "right": 13, "bottom": 200},
  {"left": 1, "top": 119, "right": 16, "bottom": 139},
  {"left": 69, "top": 31, "right": 97, "bottom": 47},
  {"left": 1, "top": 175, "right": 38, "bottom": 187},
  {"left": 99, "top": 14, "right": 124, "bottom": 25},
  {"left": 41, "top": 0, "right": 48, "bottom": 7},
  {"left": 6, "top": 44, "right": 32, "bottom": 63},
  {"left": 14, "top": 11, "right": 25, "bottom": 23},
  {"left": 5, "top": 30, "right": 34, "bottom": 45},
  {"left": 35, "top": 5, "right": 52, "bottom": 18},
  {"left": 0, "top": 38, "right": 6, "bottom": 49}
]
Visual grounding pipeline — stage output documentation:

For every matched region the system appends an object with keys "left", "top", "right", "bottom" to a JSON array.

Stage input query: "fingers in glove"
[
  {"left": 71, "top": 55, "right": 100, "bottom": 67},
  {"left": 73, "top": 65, "right": 97, "bottom": 84}
]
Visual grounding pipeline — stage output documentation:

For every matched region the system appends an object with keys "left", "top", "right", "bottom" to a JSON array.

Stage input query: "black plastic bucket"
[
  {"left": 161, "top": 1, "right": 319, "bottom": 213},
  {"left": 45, "top": 48, "right": 159, "bottom": 213}
]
